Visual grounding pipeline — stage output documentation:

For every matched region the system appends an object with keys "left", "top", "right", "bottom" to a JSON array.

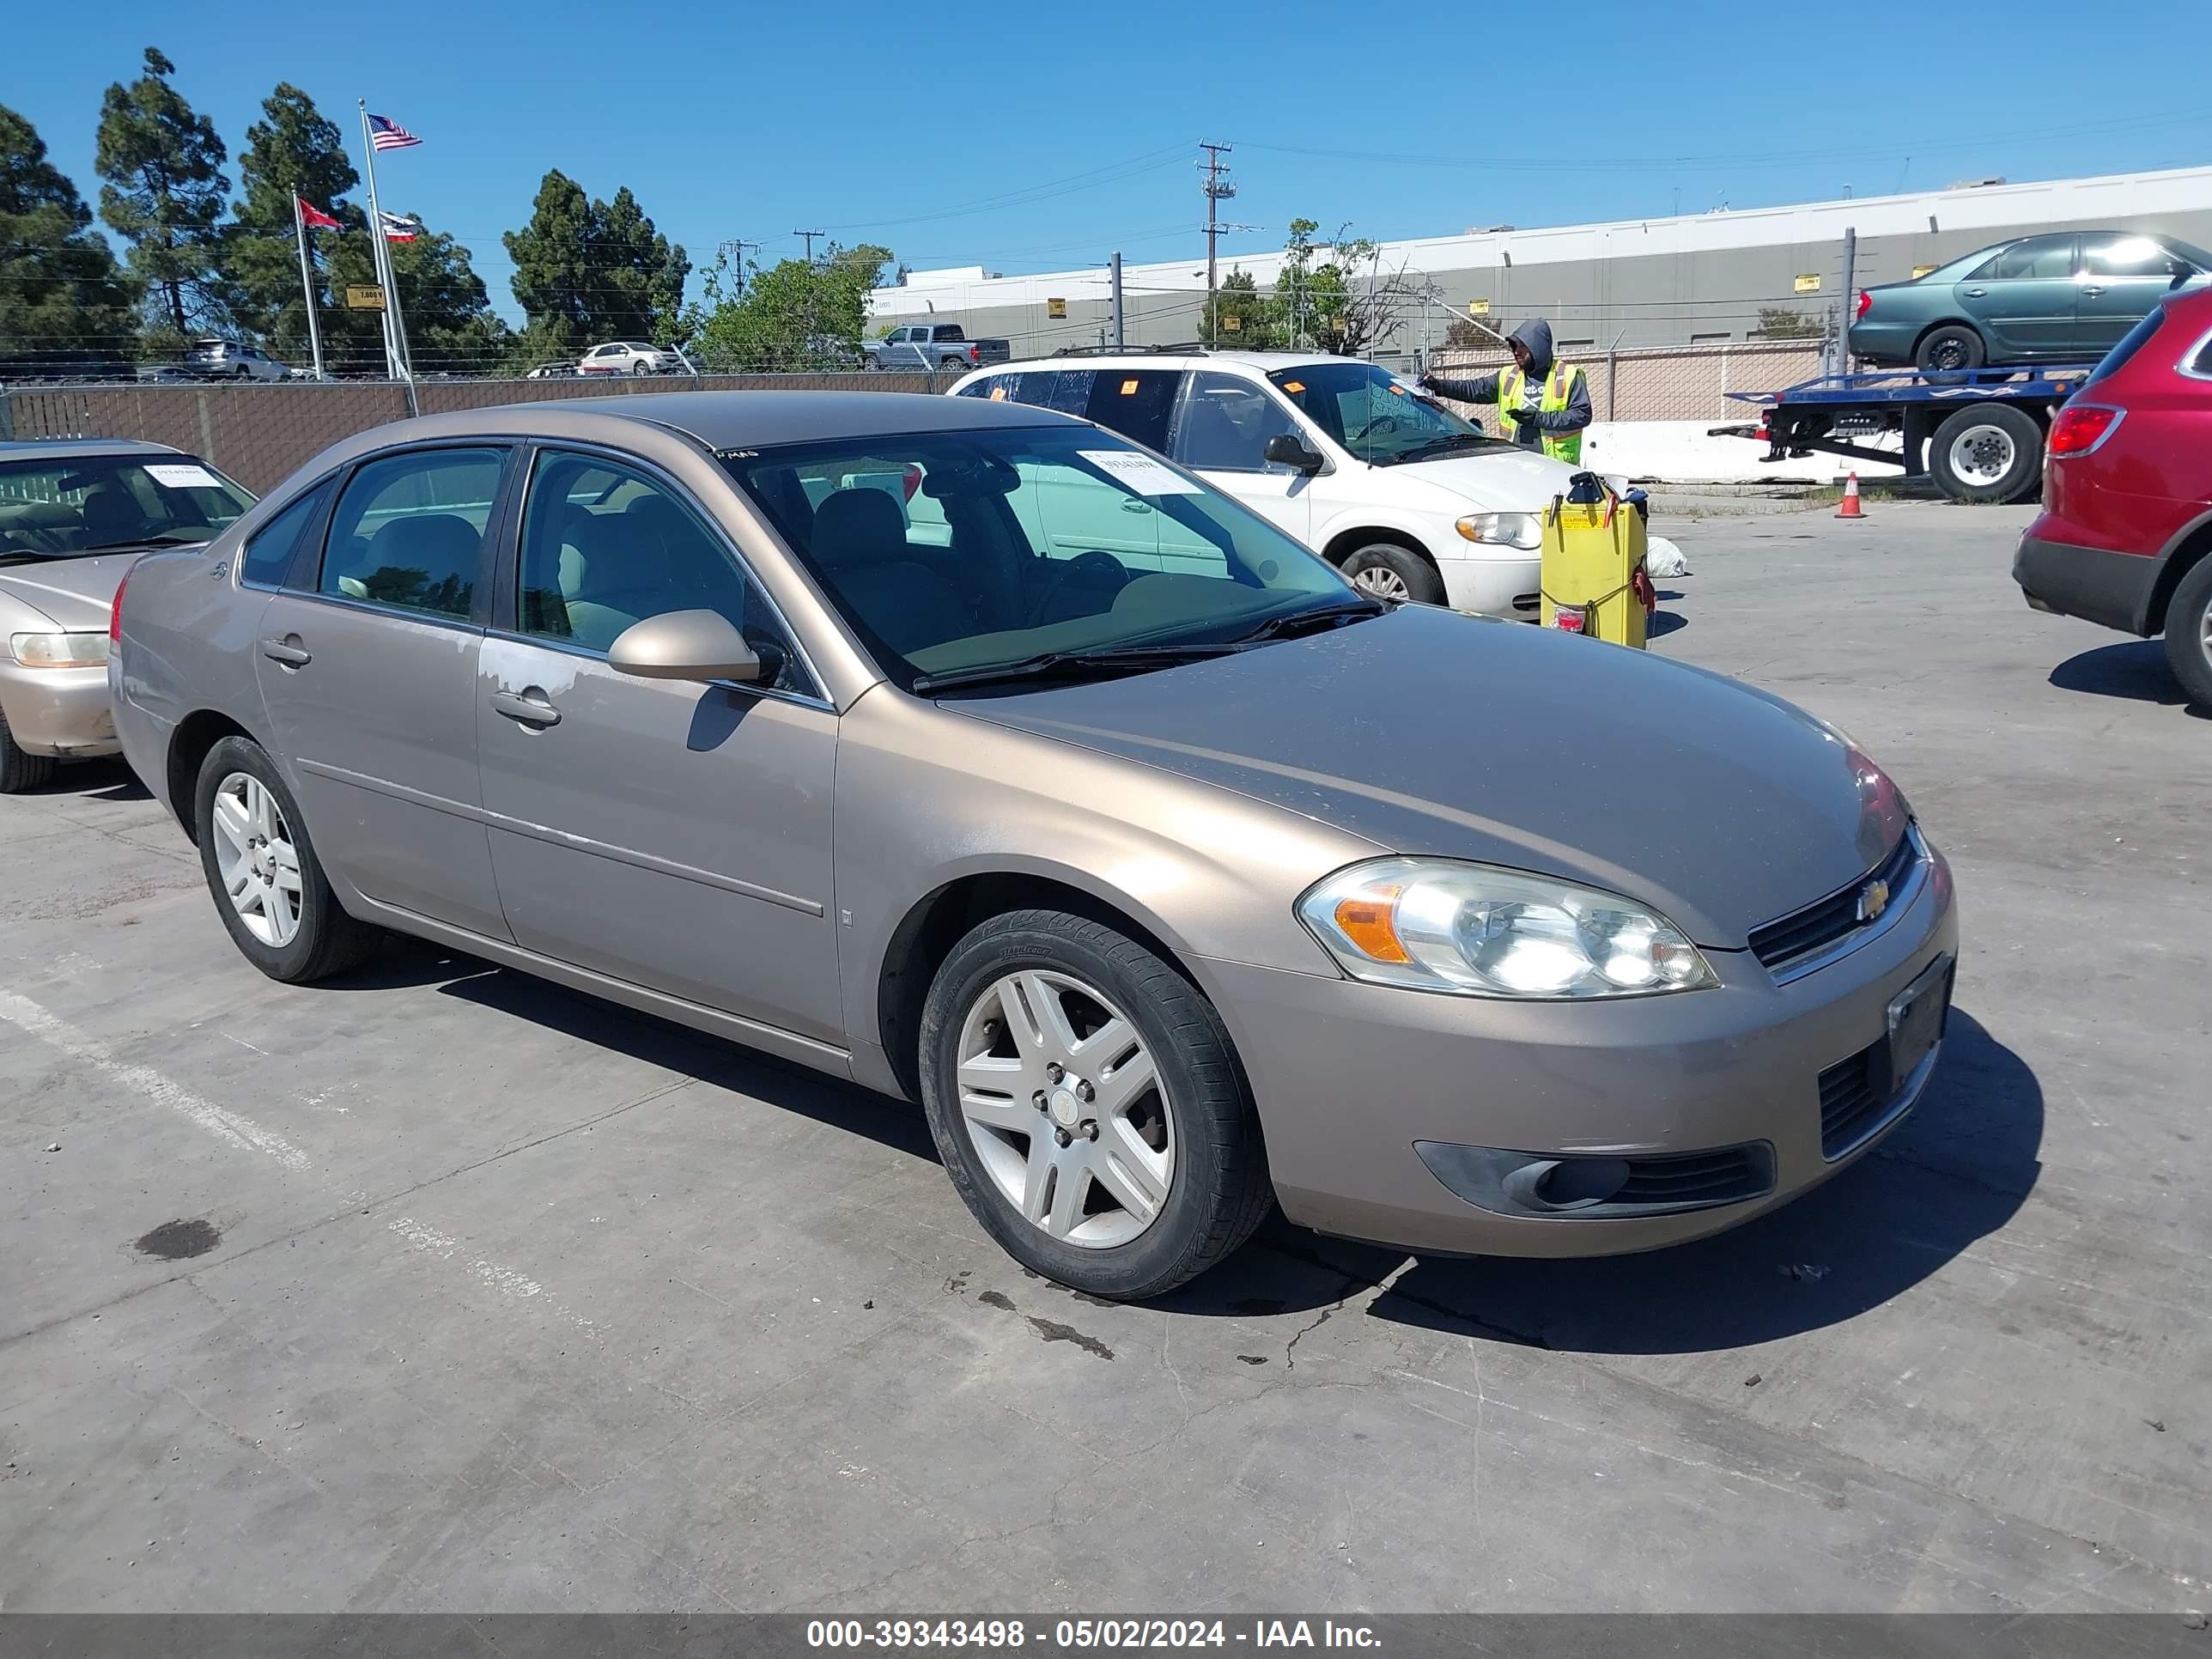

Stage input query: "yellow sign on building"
[
  {"left": 1793, "top": 274, "right": 1821, "bottom": 294},
  {"left": 1046, "top": 297, "right": 1066, "bottom": 319},
  {"left": 1468, "top": 298, "right": 1492, "bottom": 316},
  {"left": 1222, "top": 314, "right": 1241, "bottom": 332},
  {"left": 344, "top": 284, "right": 386, "bottom": 311}
]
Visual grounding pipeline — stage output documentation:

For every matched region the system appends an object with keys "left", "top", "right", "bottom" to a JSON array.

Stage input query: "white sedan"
[{"left": 577, "top": 342, "right": 684, "bottom": 376}]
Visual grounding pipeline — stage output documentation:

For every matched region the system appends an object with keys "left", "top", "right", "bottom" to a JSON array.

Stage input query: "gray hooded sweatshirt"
[{"left": 1420, "top": 318, "right": 1593, "bottom": 451}]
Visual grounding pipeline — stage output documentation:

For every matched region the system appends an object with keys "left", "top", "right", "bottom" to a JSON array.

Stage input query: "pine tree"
[
  {"left": 225, "top": 82, "right": 360, "bottom": 360},
  {"left": 504, "top": 169, "right": 689, "bottom": 359},
  {"left": 0, "top": 101, "right": 137, "bottom": 370},
  {"left": 94, "top": 47, "right": 231, "bottom": 351}
]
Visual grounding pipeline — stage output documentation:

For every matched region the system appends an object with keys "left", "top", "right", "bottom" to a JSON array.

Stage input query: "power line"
[{"left": 1199, "top": 141, "right": 1235, "bottom": 299}]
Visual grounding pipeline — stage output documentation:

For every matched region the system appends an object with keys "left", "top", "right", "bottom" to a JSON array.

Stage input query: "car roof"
[
  {"left": 976, "top": 350, "right": 1352, "bottom": 376},
  {"left": 308, "top": 390, "right": 1080, "bottom": 462},
  {"left": 0, "top": 437, "right": 185, "bottom": 462}
]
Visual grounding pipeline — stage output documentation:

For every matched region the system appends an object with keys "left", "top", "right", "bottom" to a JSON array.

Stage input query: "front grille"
[
  {"left": 1819, "top": 1042, "right": 1888, "bottom": 1158},
  {"left": 1613, "top": 1144, "right": 1775, "bottom": 1209},
  {"left": 1749, "top": 829, "right": 1919, "bottom": 975}
]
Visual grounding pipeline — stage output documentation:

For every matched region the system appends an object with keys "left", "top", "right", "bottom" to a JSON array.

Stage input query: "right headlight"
[
  {"left": 1455, "top": 512, "right": 1542, "bottom": 550},
  {"left": 1297, "top": 857, "right": 1718, "bottom": 1000}
]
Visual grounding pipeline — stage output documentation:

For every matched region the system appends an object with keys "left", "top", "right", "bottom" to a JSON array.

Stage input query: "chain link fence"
[
  {"left": 1425, "top": 338, "right": 1825, "bottom": 424},
  {"left": 0, "top": 371, "right": 951, "bottom": 494}
]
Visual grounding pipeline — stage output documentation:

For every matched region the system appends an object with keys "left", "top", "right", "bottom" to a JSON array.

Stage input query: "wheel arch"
[
  {"left": 874, "top": 866, "right": 1210, "bottom": 1106},
  {"left": 164, "top": 709, "right": 263, "bottom": 845},
  {"left": 1912, "top": 317, "right": 1984, "bottom": 355},
  {"left": 1320, "top": 522, "right": 1437, "bottom": 573},
  {"left": 2148, "top": 511, "right": 2212, "bottom": 635}
]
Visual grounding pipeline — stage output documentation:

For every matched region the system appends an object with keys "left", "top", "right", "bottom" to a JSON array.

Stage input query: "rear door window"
[
  {"left": 1972, "top": 235, "right": 2076, "bottom": 281},
  {"left": 1083, "top": 370, "right": 1181, "bottom": 452},
  {"left": 320, "top": 447, "right": 507, "bottom": 622}
]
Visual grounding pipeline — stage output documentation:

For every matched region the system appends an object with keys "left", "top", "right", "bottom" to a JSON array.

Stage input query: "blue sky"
[{"left": 12, "top": 0, "right": 2209, "bottom": 323}]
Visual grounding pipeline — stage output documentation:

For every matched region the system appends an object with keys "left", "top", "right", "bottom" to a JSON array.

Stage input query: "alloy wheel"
[
  {"left": 953, "top": 969, "right": 1175, "bottom": 1249},
  {"left": 210, "top": 771, "right": 304, "bottom": 947},
  {"left": 1350, "top": 564, "right": 1412, "bottom": 602}
]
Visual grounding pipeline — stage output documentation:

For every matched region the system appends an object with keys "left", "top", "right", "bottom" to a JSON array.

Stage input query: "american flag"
[
  {"left": 378, "top": 210, "right": 420, "bottom": 243},
  {"left": 367, "top": 113, "right": 421, "bottom": 151}
]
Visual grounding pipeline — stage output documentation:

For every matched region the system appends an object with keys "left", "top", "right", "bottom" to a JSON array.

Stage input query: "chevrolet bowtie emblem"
[{"left": 1856, "top": 878, "right": 1891, "bottom": 923}]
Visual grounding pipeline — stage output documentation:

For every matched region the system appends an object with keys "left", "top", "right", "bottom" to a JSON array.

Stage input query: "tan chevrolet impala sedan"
[{"left": 111, "top": 392, "right": 1956, "bottom": 1298}]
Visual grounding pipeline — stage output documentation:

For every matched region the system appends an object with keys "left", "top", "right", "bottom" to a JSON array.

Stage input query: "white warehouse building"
[{"left": 867, "top": 164, "right": 2212, "bottom": 363}]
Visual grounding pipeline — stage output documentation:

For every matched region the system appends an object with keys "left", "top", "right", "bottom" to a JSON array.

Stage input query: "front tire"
[
  {"left": 0, "top": 704, "right": 58, "bottom": 793},
  {"left": 1929, "top": 404, "right": 2042, "bottom": 504},
  {"left": 1341, "top": 543, "right": 1445, "bottom": 605},
  {"left": 2161, "top": 555, "right": 2212, "bottom": 714},
  {"left": 194, "top": 736, "right": 380, "bottom": 982},
  {"left": 918, "top": 909, "right": 1271, "bottom": 1300}
]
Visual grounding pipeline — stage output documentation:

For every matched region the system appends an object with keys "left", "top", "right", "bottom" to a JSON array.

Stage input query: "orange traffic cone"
[{"left": 1835, "top": 472, "right": 1866, "bottom": 520}]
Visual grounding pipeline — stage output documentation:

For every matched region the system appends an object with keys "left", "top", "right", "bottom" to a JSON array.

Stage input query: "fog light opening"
[{"left": 1533, "top": 1157, "right": 1632, "bottom": 1208}]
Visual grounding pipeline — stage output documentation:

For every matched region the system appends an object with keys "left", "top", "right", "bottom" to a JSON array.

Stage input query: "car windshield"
[
  {"left": 724, "top": 423, "right": 1363, "bottom": 692},
  {"left": 0, "top": 453, "right": 254, "bottom": 560},
  {"left": 1265, "top": 362, "right": 1513, "bottom": 464}
]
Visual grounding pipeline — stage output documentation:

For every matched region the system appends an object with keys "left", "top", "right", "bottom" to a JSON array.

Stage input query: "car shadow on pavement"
[
  {"left": 413, "top": 945, "right": 944, "bottom": 1163},
  {"left": 1168, "top": 1007, "right": 2041, "bottom": 1353},
  {"left": 2049, "top": 639, "right": 2205, "bottom": 716},
  {"left": 23, "top": 757, "right": 149, "bottom": 800}
]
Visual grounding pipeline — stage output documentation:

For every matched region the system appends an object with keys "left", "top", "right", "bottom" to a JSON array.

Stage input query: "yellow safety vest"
[{"left": 1499, "top": 362, "right": 1584, "bottom": 465}]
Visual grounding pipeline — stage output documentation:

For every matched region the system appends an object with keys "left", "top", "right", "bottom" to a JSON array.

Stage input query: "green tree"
[
  {"left": 311, "top": 222, "right": 508, "bottom": 376},
  {"left": 1755, "top": 305, "right": 1823, "bottom": 340},
  {"left": 1200, "top": 269, "right": 1272, "bottom": 347},
  {"left": 94, "top": 47, "right": 230, "bottom": 350},
  {"left": 503, "top": 170, "right": 690, "bottom": 357},
  {"left": 0, "top": 101, "right": 137, "bottom": 368},
  {"left": 223, "top": 82, "right": 360, "bottom": 362},
  {"left": 688, "top": 241, "right": 892, "bottom": 372}
]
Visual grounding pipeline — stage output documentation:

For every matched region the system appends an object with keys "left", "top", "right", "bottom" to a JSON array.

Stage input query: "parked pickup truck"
[{"left": 862, "top": 324, "right": 1010, "bottom": 372}]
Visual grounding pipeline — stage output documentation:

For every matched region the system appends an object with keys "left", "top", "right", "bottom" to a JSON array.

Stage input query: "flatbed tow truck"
[{"left": 1710, "top": 361, "right": 2096, "bottom": 504}]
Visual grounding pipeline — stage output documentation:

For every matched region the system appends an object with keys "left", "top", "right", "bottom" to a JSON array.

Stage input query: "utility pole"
[
  {"left": 793, "top": 228, "right": 825, "bottom": 262},
  {"left": 1838, "top": 226, "right": 1858, "bottom": 375},
  {"left": 1199, "top": 142, "right": 1235, "bottom": 298},
  {"left": 717, "top": 238, "right": 762, "bottom": 294},
  {"left": 1109, "top": 252, "right": 1124, "bottom": 348}
]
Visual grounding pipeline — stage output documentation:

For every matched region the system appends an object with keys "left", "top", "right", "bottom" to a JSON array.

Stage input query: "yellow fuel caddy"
[{"left": 1539, "top": 475, "right": 1654, "bottom": 648}]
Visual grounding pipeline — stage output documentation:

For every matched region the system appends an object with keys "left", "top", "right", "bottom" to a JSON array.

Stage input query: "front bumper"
[
  {"left": 2013, "top": 529, "right": 2160, "bottom": 636},
  {"left": 0, "top": 659, "right": 119, "bottom": 757},
  {"left": 1438, "top": 551, "right": 1541, "bottom": 621},
  {"left": 1201, "top": 841, "right": 1958, "bottom": 1258}
]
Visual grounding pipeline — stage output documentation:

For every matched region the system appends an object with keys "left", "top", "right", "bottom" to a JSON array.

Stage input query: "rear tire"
[
  {"left": 629, "top": 359, "right": 652, "bottom": 375},
  {"left": 1341, "top": 543, "right": 1446, "bottom": 605},
  {"left": 918, "top": 908, "right": 1272, "bottom": 1300},
  {"left": 0, "top": 706, "right": 58, "bottom": 793},
  {"left": 1929, "top": 404, "right": 2042, "bottom": 504},
  {"left": 193, "top": 736, "right": 382, "bottom": 983},
  {"left": 1913, "top": 325, "right": 1987, "bottom": 373},
  {"left": 2160, "top": 555, "right": 2212, "bottom": 714}
]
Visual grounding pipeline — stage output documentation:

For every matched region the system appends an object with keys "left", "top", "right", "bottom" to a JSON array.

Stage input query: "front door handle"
[
  {"left": 1120, "top": 499, "right": 1154, "bottom": 514},
  {"left": 260, "top": 635, "right": 311, "bottom": 667},
  {"left": 489, "top": 689, "right": 562, "bottom": 728},
  {"left": 2080, "top": 285, "right": 2105, "bottom": 298}
]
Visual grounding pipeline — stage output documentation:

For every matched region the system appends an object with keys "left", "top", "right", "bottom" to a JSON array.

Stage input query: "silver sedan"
[{"left": 111, "top": 392, "right": 1956, "bottom": 1298}]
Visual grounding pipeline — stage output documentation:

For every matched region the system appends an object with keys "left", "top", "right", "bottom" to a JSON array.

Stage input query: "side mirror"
[
  {"left": 1263, "top": 433, "right": 1325, "bottom": 475},
  {"left": 607, "top": 609, "right": 762, "bottom": 684}
]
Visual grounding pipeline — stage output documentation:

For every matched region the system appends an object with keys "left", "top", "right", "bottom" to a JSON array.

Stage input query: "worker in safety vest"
[{"left": 1419, "top": 319, "right": 1592, "bottom": 465}]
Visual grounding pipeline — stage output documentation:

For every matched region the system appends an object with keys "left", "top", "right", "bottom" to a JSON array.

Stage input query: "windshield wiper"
[
  {"left": 1228, "top": 599, "right": 1387, "bottom": 642},
  {"left": 912, "top": 642, "right": 1237, "bottom": 695},
  {"left": 1384, "top": 434, "right": 1503, "bottom": 465}
]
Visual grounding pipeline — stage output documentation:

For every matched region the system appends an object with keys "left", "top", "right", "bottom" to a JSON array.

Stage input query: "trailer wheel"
[{"left": 1929, "top": 404, "right": 2043, "bottom": 504}]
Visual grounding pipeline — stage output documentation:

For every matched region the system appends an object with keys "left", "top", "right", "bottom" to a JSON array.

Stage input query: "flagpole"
[
  {"left": 292, "top": 186, "right": 326, "bottom": 381},
  {"left": 356, "top": 101, "right": 417, "bottom": 415}
]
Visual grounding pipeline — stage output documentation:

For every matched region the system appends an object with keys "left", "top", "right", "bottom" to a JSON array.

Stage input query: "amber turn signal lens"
[{"left": 1334, "top": 888, "right": 1409, "bottom": 964}]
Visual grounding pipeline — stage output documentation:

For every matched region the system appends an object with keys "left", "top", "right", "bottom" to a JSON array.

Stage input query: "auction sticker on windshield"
[
  {"left": 145, "top": 463, "right": 223, "bottom": 489},
  {"left": 1081, "top": 451, "right": 1200, "bottom": 495}
]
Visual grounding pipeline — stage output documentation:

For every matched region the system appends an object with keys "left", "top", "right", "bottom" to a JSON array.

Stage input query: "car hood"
[
  {"left": 0, "top": 551, "right": 140, "bottom": 629},
  {"left": 950, "top": 605, "right": 1909, "bottom": 947},
  {"left": 1390, "top": 447, "right": 1584, "bottom": 510}
]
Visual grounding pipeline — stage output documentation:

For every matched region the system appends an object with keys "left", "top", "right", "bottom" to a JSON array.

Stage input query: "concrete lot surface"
[{"left": 2, "top": 501, "right": 2206, "bottom": 1612}]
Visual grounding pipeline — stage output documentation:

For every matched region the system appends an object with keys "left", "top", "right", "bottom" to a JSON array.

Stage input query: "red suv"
[{"left": 2014, "top": 287, "right": 2212, "bottom": 708}]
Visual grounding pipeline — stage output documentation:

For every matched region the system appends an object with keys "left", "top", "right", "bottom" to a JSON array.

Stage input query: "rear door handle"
[
  {"left": 2080, "top": 285, "right": 2105, "bottom": 297},
  {"left": 489, "top": 690, "right": 562, "bottom": 728},
  {"left": 1963, "top": 287, "right": 1987, "bottom": 297},
  {"left": 260, "top": 635, "right": 311, "bottom": 667}
]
